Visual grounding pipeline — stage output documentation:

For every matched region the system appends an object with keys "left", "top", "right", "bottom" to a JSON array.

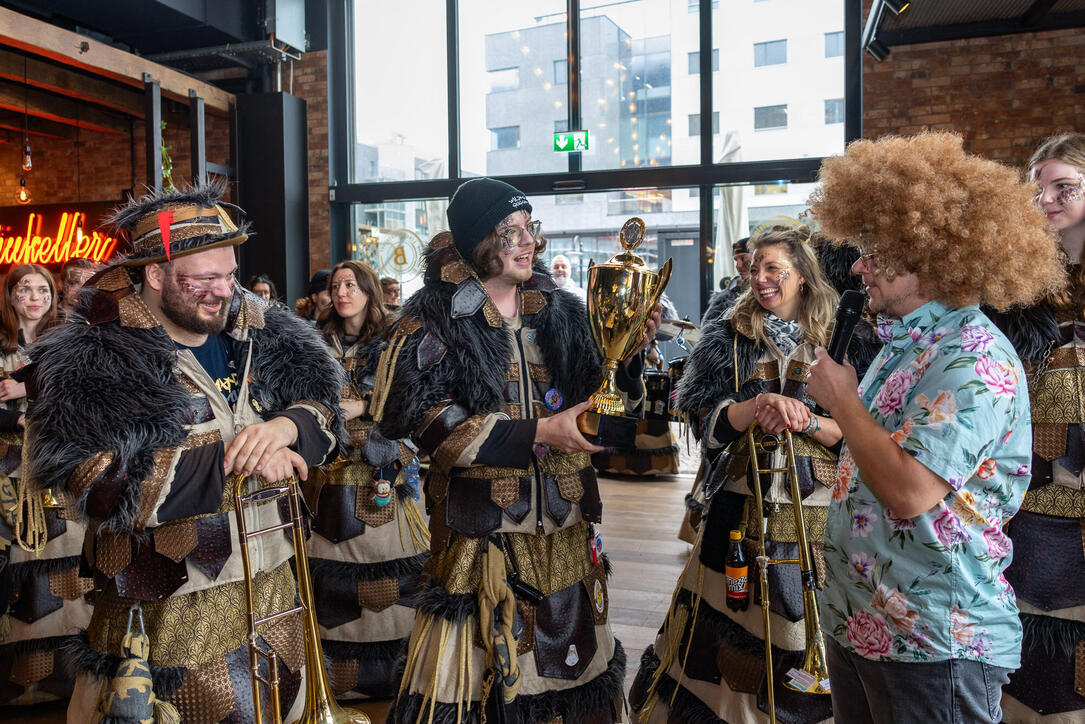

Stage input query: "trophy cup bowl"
[{"left": 577, "top": 217, "right": 672, "bottom": 448}]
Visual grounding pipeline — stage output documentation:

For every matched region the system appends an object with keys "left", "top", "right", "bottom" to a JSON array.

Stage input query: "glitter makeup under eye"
[
  {"left": 1057, "top": 174, "right": 1085, "bottom": 205},
  {"left": 776, "top": 267, "right": 792, "bottom": 284}
]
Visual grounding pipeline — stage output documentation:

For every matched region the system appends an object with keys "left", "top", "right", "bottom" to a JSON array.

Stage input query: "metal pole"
[{"left": 144, "top": 73, "right": 163, "bottom": 192}]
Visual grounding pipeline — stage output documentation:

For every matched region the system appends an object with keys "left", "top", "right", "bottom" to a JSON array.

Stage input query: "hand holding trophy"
[{"left": 577, "top": 217, "right": 672, "bottom": 448}]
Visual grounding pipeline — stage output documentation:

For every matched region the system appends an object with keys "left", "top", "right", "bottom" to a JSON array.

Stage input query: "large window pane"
[
  {"left": 713, "top": 0, "right": 845, "bottom": 163},
  {"left": 352, "top": 0, "right": 447, "bottom": 183},
  {"left": 460, "top": 1, "right": 568, "bottom": 176},
  {"left": 350, "top": 198, "right": 447, "bottom": 300},
  {"left": 580, "top": 0, "right": 699, "bottom": 169}
]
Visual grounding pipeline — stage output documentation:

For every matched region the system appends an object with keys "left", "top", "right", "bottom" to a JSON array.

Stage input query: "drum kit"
[{"left": 644, "top": 317, "right": 699, "bottom": 422}]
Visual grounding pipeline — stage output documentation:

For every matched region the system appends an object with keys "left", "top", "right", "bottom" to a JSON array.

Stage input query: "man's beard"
[{"left": 161, "top": 276, "right": 229, "bottom": 334}]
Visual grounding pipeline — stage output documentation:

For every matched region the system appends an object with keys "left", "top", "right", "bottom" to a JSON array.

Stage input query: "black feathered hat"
[{"left": 110, "top": 181, "right": 249, "bottom": 266}]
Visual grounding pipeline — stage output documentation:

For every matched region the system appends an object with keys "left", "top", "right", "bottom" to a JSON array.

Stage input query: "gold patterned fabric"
[
  {"left": 521, "top": 290, "right": 547, "bottom": 315},
  {"left": 743, "top": 496, "right": 829, "bottom": 543},
  {"left": 48, "top": 566, "right": 95, "bottom": 600},
  {"left": 69, "top": 451, "right": 114, "bottom": 501},
  {"left": 1033, "top": 422, "right": 1068, "bottom": 461},
  {"left": 262, "top": 615, "right": 306, "bottom": 673},
  {"left": 556, "top": 473, "right": 584, "bottom": 503},
  {"left": 357, "top": 577, "right": 400, "bottom": 612},
  {"left": 10, "top": 649, "right": 54, "bottom": 686},
  {"left": 355, "top": 480, "right": 395, "bottom": 527},
  {"left": 428, "top": 522, "right": 592, "bottom": 596},
  {"left": 490, "top": 477, "right": 519, "bottom": 508},
  {"left": 154, "top": 521, "right": 199, "bottom": 562},
  {"left": 87, "top": 560, "right": 298, "bottom": 669},
  {"left": 1030, "top": 368, "right": 1085, "bottom": 423},
  {"left": 330, "top": 659, "right": 360, "bottom": 696},
  {"left": 170, "top": 654, "right": 235, "bottom": 722},
  {"left": 118, "top": 293, "right": 159, "bottom": 329},
  {"left": 1020, "top": 484, "right": 1085, "bottom": 518}
]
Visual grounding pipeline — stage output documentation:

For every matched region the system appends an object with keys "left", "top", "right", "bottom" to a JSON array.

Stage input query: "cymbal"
[{"left": 668, "top": 319, "right": 700, "bottom": 331}]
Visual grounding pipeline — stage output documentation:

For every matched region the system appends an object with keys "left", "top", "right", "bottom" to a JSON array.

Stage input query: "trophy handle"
[{"left": 644, "top": 257, "right": 672, "bottom": 325}]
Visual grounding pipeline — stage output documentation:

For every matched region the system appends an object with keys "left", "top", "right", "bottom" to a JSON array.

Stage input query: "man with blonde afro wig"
[{"left": 804, "top": 132, "right": 1065, "bottom": 723}]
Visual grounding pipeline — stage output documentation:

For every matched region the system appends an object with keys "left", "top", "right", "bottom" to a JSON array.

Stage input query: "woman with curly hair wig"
[
  {"left": 804, "top": 132, "right": 1064, "bottom": 723},
  {"left": 630, "top": 225, "right": 880, "bottom": 724},
  {"left": 995, "top": 132, "right": 1085, "bottom": 723}
]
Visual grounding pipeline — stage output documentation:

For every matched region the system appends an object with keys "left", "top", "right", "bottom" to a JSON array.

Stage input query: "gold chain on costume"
[{"left": 13, "top": 438, "right": 47, "bottom": 554}]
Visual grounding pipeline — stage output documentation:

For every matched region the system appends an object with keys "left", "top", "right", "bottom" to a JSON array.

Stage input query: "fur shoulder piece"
[
  {"left": 675, "top": 317, "right": 757, "bottom": 427},
  {"left": 25, "top": 319, "right": 190, "bottom": 505},
  {"left": 983, "top": 303, "right": 1059, "bottom": 365},
  {"left": 250, "top": 304, "right": 347, "bottom": 448}
]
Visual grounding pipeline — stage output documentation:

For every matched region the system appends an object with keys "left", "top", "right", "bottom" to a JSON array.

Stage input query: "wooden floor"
[{"left": 1, "top": 470, "right": 694, "bottom": 723}]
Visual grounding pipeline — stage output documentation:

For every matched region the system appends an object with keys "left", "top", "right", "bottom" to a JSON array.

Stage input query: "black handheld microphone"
[
  {"left": 813, "top": 289, "right": 866, "bottom": 417},
  {"left": 825, "top": 289, "right": 867, "bottom": 364}
]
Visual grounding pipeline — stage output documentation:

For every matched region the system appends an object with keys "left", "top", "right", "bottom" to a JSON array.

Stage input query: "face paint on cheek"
[
  {"left": 1057, "top": 174, "right": 1085, "bottom": 205},
  {"left": 775, "top": 267, "right": 792, "bottom": 285}
]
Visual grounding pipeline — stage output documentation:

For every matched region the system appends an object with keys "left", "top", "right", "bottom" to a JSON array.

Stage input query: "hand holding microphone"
[{"left": 808, "top": 290, "right": 865, "bottom": 416}]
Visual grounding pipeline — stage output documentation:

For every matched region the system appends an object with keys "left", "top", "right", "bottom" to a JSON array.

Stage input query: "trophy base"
[{"left": 577, "top": 410, "right": 638, "bottom": 449}]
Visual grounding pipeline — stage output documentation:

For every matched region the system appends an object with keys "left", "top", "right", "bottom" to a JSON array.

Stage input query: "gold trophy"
[{"left": 577, "top": 217, "right": 672, "bottom": 448}]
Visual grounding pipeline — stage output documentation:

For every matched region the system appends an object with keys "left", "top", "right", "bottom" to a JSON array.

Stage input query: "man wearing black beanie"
[{"left": 376, "top": 177, "right": 655, "bottom": 722}]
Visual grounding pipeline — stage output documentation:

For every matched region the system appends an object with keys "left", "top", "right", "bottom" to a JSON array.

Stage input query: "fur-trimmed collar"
[{"left": 378, "top": 233, "right": 599, "bottom": 441}]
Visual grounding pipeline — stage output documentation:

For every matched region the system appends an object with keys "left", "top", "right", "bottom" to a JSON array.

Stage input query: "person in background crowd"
[
  {"left": 806, "top": 132, "right": 1063, "bottom": 724},
  {"left": 246, "top": 273, "right": 278, "bottom": 303},
  {"left": 984, "top": 132, "right": 1085, "bottom": 722},
  {"left": 309, "top": 259, "right": 429, "bottom": 701},
  {"left": 377, "top": 177, "right": 656, "bottom": 722},
  {"left": 295, "top": 268, "right": 332, "bottom": 321},
  {"left": 549, "top": 253, "right": 586, "bottom": 301},
  {"left": 24, "top": 184, "right": 346, "bottom": 721},
  {"left": 0, "top": 263, "right": 94, "bottom": 707},
  {"left": 59, "top": 257, "right": 106, "bottom": 313},
  {"left": 631, "top": 225, "right": 878, "bottom": 724},
  {"left": 701, "top": 237, "right": 751, "bottom": 325},
  {"left": 380, "top": 276, "right": 401, "bottom": 309}
]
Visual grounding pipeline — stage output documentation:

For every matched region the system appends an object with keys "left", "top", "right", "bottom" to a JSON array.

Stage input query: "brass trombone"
[
  {"left": 744, "top": 424, "right": 831, "bottom": 724},
  {"left": 234, "top": 474, "right": 371, "bottom": 724}
]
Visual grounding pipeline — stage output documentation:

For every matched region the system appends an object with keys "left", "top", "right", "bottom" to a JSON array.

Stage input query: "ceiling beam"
[
  {"left": 0, "top": 47, "right": 144, "bottom": 117},
  {"left": 0, "top": 6, "right": 233, "bottom": 115},
  {"left": 0, "top": 107, "right": 76, "bottom": 138},
  {"left": 879, "top": 10, "right": 1085, "bottom": 45},
  {"left": 0, "top": 78, "right": 127, "bottom": 134}
]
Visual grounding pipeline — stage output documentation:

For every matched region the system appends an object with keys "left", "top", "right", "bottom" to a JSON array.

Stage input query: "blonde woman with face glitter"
[
  {"left": 0, "top": 267, "right": 94, "bottom": 708},
  {"left": 629, "top": 225, "right": 880, "bottom": 724},
  {"left": 993, "top": 133, "right": 1085, "bottom": 723}
]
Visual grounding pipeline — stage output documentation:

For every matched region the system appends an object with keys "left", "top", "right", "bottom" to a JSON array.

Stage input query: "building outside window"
[
  {"left": 824, "top": 98, "right": 844, "bottom": 124},
  {"left": 754, "top": 104, "right": 787, "bottom": 130},
  {"left": 554, "top": 58, "right": 567, "bottom": 85},
  {"left": 688, "top": 112, "right": 720, "bottom": 136},
  {"left": 688, "top": 49, "right": 719, "bottom": 74},
  {"left": 488, "top": 67, "right": 519, "bottom": 92},
  {"left": 491, "top": 125, "right": 520, "bottom": 150},
  {"left": 753, "top": 39, "right": 786, "bottom": 67},
  {"left": 555, "top": 119, "right": 569, "bottom": 132},
  {"left": 825, "top": 30, "right": 844, "bottom": 57}
]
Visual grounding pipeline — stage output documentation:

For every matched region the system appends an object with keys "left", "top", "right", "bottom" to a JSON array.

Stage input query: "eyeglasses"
[
  {"left": 498, "top": 219, "right": 542, "bottom": 253},
  {"left": 857, "top": 251, "right": 878, "bottom": 269},
  {"left": 175, "top": 272, "right": 236, "bottom": 298}
]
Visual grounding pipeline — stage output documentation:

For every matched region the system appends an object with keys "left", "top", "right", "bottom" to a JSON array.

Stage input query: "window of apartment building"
[
  {"left": 491, "top": 125, "right": 520, "bottom": 150},
  {"left": 753, "top": 104, "right": 787, "bottom": 130},
  {"left": 753, "top": 39, "right": 786, "bottom": 67},
  {"left": 488, "top": 67, "right": 519, "bottom": 93},
  {"left": 688, "top": 112, "right": 720, "bottom": 136},
  {"left": 688, "top": 49, "right": 719, "bottom": 74},
  {"left": 554, "top": 58, "right": 568, "bottom": 85},
  {"left": 825, "top": 31, "right": 844, "bottom": 58},
  {"left": 824, "top": 98, "right": 844, "bottom": 124},
  {"left": 607, "top": 189, "right": 672, "bottom": 215},
  {"left": 687, "top": 0, "right": 719, "bottom": 10}
]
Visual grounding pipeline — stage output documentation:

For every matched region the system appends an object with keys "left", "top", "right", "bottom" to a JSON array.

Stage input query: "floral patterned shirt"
[{"left": 820, "top": 301, "right": 1031, "bottom": 668}]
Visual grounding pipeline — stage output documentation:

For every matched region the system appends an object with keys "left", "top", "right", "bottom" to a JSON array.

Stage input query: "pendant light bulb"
[
  {"left": 21, "top": 141, "right": 32, "bottom": 172},
  {"left": 76, "top": 215, "right": 84, "bottom": 245},
  {"left": 15, "top": 177, "right": 31, "bottom": 205}
]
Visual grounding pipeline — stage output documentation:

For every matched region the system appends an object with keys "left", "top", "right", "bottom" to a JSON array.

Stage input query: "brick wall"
[
  {"left": 862, "top": 28, "right": 1085, "bottom": 167},
  {"left": 292, "top": 49, "right": 330, "bottom": 275},
  {"left": 1, "top": 104, "right": 232, "bottom": 219}
]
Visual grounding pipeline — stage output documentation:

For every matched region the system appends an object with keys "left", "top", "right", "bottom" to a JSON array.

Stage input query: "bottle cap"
[{"left": 729, "top": 529, "right": 743, "bottom": 541}]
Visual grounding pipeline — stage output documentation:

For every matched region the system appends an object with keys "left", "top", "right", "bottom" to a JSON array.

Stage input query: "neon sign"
[{"left": 0, "top": 209, "right": 118, "bottom": 267}]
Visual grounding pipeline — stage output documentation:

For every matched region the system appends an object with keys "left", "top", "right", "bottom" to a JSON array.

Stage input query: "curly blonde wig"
[
  {"left": 731, "top": 225, "right": 839, "bottom": 350},
  {"left": 808, "top": 132, "right": 1065, "bottom": 311}
]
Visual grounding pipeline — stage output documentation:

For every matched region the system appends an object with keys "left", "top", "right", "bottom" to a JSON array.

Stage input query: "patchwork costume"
[
  {"left": 377, "top": 230, "right": 637, "bottom": 723},
  {"left": 23, "top": 188, "right": 345, "bottom": 723},
  {"left": 632, "top": 310, "right": 877, "bottom": 724},
  {"left": 0, "top": 340, "right": 94, "bottom": 706},
  {"left": 308, "top": 332, "right": 429, "bottom": 700}
]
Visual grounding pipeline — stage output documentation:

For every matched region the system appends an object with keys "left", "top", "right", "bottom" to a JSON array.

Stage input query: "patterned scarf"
[{"left": 764, "top": 314, "right": 803, "bottom": 357}]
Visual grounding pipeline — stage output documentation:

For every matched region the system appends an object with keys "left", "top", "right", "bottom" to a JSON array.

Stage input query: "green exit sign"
[{"left": 553, "top": 130, "right": 589, "bottom": 152}]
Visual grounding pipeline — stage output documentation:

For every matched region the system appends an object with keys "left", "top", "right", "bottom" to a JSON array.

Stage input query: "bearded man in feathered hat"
[{"left": 23, "top": 182, "right": 346, "bottom": 722}]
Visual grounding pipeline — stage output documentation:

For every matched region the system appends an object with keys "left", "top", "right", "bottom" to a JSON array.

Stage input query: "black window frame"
[{"left": 326, "top": 0, "right": 863, "bottom": 316}]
